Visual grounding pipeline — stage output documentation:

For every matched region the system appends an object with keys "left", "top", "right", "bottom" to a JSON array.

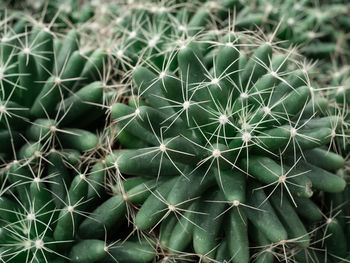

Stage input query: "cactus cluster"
[
  {"left": 0, "top": 1, "right": 349, "bottom": 263},
  {"left": 228, "top": 0, "right": 350, "bottom": 60}
]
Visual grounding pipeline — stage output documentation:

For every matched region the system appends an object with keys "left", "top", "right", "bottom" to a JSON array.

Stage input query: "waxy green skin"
[
  {"left": 109, "top": 14, "right": 346, "bottom": 262},
  {"left": 1, "top": 1, "right": 349, "bottom": 263},
  {"left": 0, "top": 13, "right": 111, "bottom": 263}
]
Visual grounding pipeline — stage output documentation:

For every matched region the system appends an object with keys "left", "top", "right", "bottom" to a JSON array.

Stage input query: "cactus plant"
[
  {"left": 0, "top": 12, "right": 155, "bottom": 263},
  {"left": 105, "top": 5, "right": 347, "bottom": 261},
  {"left": 0, "top": 1, "right": 349, "bottom": 263}
]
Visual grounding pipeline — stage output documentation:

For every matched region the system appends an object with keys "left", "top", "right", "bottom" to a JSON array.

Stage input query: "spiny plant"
[
  {"left": 0, "top": 16, "right": 106, "bottom": 155},
  {"left": 99, "top": 5, "right": 348, "bottom": 260},
  {"left": 215, "top": 0, "right": 350, "bottom": 60},
  {"left": 2, "top": 0, "right": 95, "bottom": 26},
  {"left": 0, "top": 12, "right": 160, "bottom": 263},
  {"left": 0, "top": 1, "right": 349, "bottom": 263},
  {"left": 311, "top": 59, "right": 350, "bottom": 159},
  {"left": 89, "top": 0, "right": 242, "bottom": 71}
]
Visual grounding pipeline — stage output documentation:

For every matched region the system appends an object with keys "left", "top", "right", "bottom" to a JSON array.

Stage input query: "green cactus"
[
  {"left": 0, "top": 1, "right": 349, "bottom": 263},
  {"left": 105, "top": 7, "right": 346, "bottom": 260}
]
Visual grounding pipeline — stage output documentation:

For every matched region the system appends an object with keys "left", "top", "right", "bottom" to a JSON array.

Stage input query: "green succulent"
[{"left": 0, "top": 1, "right": 349, "bottom": 263}]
